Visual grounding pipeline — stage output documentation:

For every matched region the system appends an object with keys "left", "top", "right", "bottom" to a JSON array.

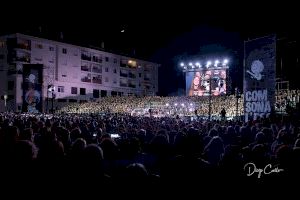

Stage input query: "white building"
[{"left": 0, "top": 33, "right": 159, "bottom": 112}]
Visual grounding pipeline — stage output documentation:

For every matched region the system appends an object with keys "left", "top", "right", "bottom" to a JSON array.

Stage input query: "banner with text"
[{"left": 244, "top": 35, "right": 276, "bottom": 121}]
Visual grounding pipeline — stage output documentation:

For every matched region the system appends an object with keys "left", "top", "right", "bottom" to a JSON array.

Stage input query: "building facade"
[{"left": 0, "top": 33, "right": 159, "bottom": 112}]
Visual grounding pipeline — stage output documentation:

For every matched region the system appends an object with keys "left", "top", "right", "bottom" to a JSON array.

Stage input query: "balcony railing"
[
  {"left": 81, "top": 54, "right": 91, "bottom": 61},
  {"left": 15, "top": 56, "right": 30, "bottom": 63},
  {"left": 16, "top": 43, "right": 31, "bottom": 50},
  {"left": 92, "top": 78, "right": 102, "bottom": 84},
  {"left": 129, "top": 73, "right": 136, "bottom": 79},
  {"left": 81, "top": 77, "right": 91, "bottom": 83}
]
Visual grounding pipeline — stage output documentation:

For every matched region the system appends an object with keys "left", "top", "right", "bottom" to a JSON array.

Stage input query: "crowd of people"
[
  {"left": 1, "top": 110, "right": 300, "bottom": 192},
  {"left": 58, "top": 95, "right": 243, "bottom": 119},
  {"left": 275, "top": 89, "right": 300, "bottom": 113},
  {"left": 58, "top": 90, "right": 300, "bottom": 119},
  {"left": 1, "top": 91, "right": 300, "bottom": 194}
]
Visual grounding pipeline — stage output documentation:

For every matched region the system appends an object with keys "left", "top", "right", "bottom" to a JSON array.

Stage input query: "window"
[
  {"left": 105, "top": 77, "right": 109, "bottom": 82},
  {"left": 81, "top": 51, "right": 91, "bottom": 61},
  {"left": 113, "top": 79, "right": 117, "bottom": 84},
  {"left": 62, "top": 74, "right": 67, "bottom": 77},
  {"left": 92, "top": 64, "right": 102, "bottom": 73},
  {"left": 57, "top": 86, "right": 64, "bottom": 93},
  {"left": 62, "top": 48, "right": 67, "bottom": 54},
  {"left": 93, "top": 89, "right": 99, "bottom": 98},
  {"left": 111, "top": 91, "right": 118, "bottom": 97},
  {"left": 114, "top": 58, "right": 117, "bottom": 63},
  {"left": 49, "top": 46, "right": 54, "bottom": 51},
  {"left": 0, "top": 54, "right": 4, "bottom": 60},
  {"left": 105, "top": 67, "right": 109, "bottom": 72},
  {"left": 101, "top": 90, "right": 107, "bottom": 97},
  {"left": 92, "top": 54, "right": 102, "bottom": 63},
  {"left": 80, "top": 88, "right": 86, "bottom": 95},
  {"left": 105, "top": 57, "right": 109, "bottom": 62},
  {"left": 120, "top": 59, "right": 127, "bottom": 67},
  {"left": 113, "top": 68, "right": 117, "bottom": 73},
  {"left": 8, "top": 81, "right": 14, "bottom": 90},
  {"left": 129, "top": 71, "right": 136, "bottom": 78},
  {"left": 120, "top": 69, "right": 128, "bottom": 77},
  {"left": 81, "top": 62, "right": 91, "bottom": 72},
  {"left": 139, "top": 73, "right": 142, "bottom": 78},
  {"left": 35, "top": 44, "right": 43, "bottom": 49},
  {"left": 71, "top": 87, "right": 77, "bottom": 94},
  {"left": 120, "top": 78, "right": 127, "bottom": 87},
  {"left": 17, "top": 39, "right": 31, "bottom": 50},
  {"left": 69, "top": 99, "right": 77, "bottom": 103}
]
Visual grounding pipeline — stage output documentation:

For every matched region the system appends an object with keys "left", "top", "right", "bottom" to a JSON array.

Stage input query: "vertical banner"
[
  {"left": 244, "top": 35, "right": 276, "bottom": 121},
  {"left": 23, "top": 64, "right": 43, "bottom": 113}
]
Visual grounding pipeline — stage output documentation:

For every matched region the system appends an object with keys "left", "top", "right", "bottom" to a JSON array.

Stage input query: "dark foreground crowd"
[{"left": 1, "top": 112, "right": 300, "bottom": 195}]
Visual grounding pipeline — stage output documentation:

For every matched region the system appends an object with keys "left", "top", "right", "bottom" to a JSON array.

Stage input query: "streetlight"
[
  {"left": 4, "top": 94, "right": 7, "bottom": 112},
  {"left": 235, "top": 87, "right": 241, "bottom": 121},
  {"left": 47, "top": 85, "right": 55, "bottom": 114}
]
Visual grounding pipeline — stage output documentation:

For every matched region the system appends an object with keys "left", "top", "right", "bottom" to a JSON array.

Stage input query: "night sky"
[{"left": 1, "top": 2, "right": 299, "bottom": 95}]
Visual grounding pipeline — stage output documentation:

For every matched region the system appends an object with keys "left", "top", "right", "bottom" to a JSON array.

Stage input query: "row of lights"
[
  {"left": 165, "top": 103, "right": 194, "bottom": 107},
  {"left": 180, "top": 59, "right": 229, "bottom": 69}
]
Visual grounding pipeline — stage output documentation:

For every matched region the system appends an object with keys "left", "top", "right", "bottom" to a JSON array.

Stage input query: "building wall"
[{"left": 0, "top": 33, "right": 159, "bottom": 112}]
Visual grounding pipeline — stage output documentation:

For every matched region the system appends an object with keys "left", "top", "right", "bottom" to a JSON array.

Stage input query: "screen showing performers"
[{"left": 186, "top": 69, "right": 226, "bottom": 96}]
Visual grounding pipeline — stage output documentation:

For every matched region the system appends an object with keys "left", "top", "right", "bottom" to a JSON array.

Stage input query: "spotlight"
[
  {"left": 181, "top": 103, "right": 185, "bottom": 107},
  {"left": 174, "top": 103, "right": 178, "bottom": 106},
  {"left": 214, "top": 60, "right": 219, "bottom": 67},
  {"left": 180, "top": 62, "right": 184, "bottom": 67},
  {"left": 166, "top": 103, "right": 169, "bottom": 106},
  {"left": 188, "top": 62, "right": 193, "bottom": 66},
  {"left": 206, "top": 61, "right": 212, "bottom": 67},
  {"left": 223, "top": 59, "right": 228, "bottom": 65}
]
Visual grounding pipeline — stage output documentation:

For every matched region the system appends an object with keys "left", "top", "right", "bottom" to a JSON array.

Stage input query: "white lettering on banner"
[
  {"left": 245, "top": 91, "right": 252, "bottom": 101},
  {"left": 245, "top": 90, "right": 267, "bottom": 101},
  {"left": 246, "top": 101, "right": 271, "bottom": 113},
  {"left": 245, "top": 89, "right": 271, "bottom": 120}
]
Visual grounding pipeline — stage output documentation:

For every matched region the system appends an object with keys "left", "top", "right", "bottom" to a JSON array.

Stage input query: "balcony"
[
  {"left": 92, "top": 76, "right": 102, "bottom": 84},
  {"left": 81, "top": 65, "right": 91, "bottom": 72},
  {"left": 120, "top": 72, "right": 128, "bottom": 77},
  {"left": 81, "top": 54, "right": 91, "bottom": 61},
  {"left": 128, "top": 83, "right": 136, "bottom": 88},
  {"left": 120, "top": 82, "right": 127, "bottom": 87},
  {"left": 129, "top": 73, "right": 136, "bottom": 79},
  {"left": 15, "top": 56, "right": 30, "bottom": 63},
  {"left": 92, "top": 56, "right": 102, "bottom": 63},
  {"left": 92, "top": 66, "right": 102, "bottom": 73},
  {"left": 16, "top": 43, "right": 31, "bottom": 50},
  {"left": 81, "top": 75, "right": 91, "bottom": 83}
]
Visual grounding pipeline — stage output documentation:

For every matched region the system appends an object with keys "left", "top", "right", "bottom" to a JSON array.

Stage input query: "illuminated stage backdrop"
[{"left": 186, "top": 68, "right": 227, "bottom": 96}]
